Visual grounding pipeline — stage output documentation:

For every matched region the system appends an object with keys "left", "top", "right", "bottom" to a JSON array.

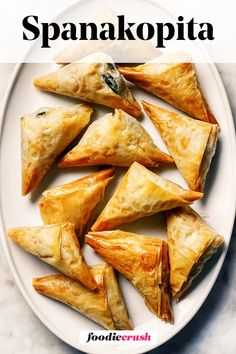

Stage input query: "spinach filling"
[
  {"left": 36, "top": 111, "right": 46, "bottom": 118},
  {"left": 103, "top": 73, "right": 119, "bottom": 94}
]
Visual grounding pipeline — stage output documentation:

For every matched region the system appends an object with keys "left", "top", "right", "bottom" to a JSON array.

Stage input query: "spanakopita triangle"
[
  {"left": 58, "top": 109, "right": 173, "bottom": 168},
  {"left": 92, "top": 162, "right": 203, "bottom": 231},
  {"left": 34, "top": 53, "right": 141, "bottom": 118},
  {"left": 21, "top": 104, "right": 92, "bottom": 195},
  {"left": 167, "top": 206, "right": 224, "bottom": 299},
  {"left": 86, "top": 230, "right": 173, "bottom": 323},
  {"left": 39, "top": 168, "right": 114, "bottom": 235},
  {"left": 119, "top": 52, "right": 217, "bottom": 123},
  {"left": 143, "top": 101, "right": 219, "bottom": 191},
  {"left": 33, "top": 263, "right": 133, "bottom": 330},
  {"left": 7, "top": 222, "right": 97, "bottom": 290}
]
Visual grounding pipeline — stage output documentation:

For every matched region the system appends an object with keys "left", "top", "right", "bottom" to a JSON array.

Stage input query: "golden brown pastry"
[
  {"left": 167, "top": 206, "right": 224, "bottom": 300},
  {"left": 34, "top": 53, "right": 141, "bottom": 118},
  {"left": 92, "top": 162, "right": 203, "bottom": 231},
  {"left": 39, "top": 168, "right": 114, "bottom": 235},
  {"left": 21, "top": 104, "right": 92, "bottom": 195},
  {"left": 86, "top": 230, "right": 173, "bottom": 323},
  {"left": 58, "top": 109, "right": 173, "bottom": 168},
  {"left": 119, "top": 52, "right": 217, "bottom": 123},
  {"left": 33, "top": 263, "right": 133, "bottom": 330},
  {"left": 7, "top": 223, "right": 96, "bottom": 290},
  {"left": 143, "top": 101, "right": 219, "bottom": 191}
]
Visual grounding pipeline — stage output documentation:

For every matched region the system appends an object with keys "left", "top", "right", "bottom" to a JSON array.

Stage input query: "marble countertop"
[{"left": 0, "top": 63, "right": 235, "bottom": 354}]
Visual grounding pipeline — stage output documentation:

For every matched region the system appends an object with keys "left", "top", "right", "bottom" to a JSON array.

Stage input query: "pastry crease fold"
[
  {"left": 86, "top": 230, "right": 173, "bottom": 323},
  {"left": 33, "top": 263, "right": 133, "bottom": 330},
  {"left": 143, "top": 101, "right": 219, "bottom": 191},
  {"left": 119, "top": 52, "right": 217, "bottom": 123},
  {"left": 7, "top": 223, "right": 96, "bottom": 290},
  {"left": 34, "top": 53, "right": 141, "bottom": 117},
  {"left": 92, "top": 162, "right": 203, "bottom": 231},
  {"left": 39, "top": 168, "right": 114, "bottom": 235},
  {"left": 59, "top": 109, "right": 173, "bottom": 168},
  {"left": 167, "top": 206, "right": 224, "bottom": 299},
  {"left": 21, "top": 104, "right": 92, "bottom": 195}
]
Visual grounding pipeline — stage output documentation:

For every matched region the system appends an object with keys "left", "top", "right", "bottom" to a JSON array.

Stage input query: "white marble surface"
[{"left": 0, "top": 63, "right": 235, "bottom": 354}]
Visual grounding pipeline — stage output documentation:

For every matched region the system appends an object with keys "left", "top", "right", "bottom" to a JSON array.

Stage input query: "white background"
[{"left": 0, "top": 0, "right": 236, "bottom": 62}]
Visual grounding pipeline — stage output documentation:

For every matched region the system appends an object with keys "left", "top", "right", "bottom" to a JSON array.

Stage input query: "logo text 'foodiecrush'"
[{"left": 79, "top": 330, "right": 158, "bottom": 346}]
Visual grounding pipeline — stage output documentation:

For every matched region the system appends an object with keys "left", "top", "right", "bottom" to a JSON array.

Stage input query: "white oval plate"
[{"left": 0, "top": 1, "right": 236, "bottom": 354}]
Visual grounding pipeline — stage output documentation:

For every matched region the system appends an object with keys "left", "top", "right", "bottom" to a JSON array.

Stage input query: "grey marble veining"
[{"left": 0, "top": 64, "right": 235, "bottom": 354}]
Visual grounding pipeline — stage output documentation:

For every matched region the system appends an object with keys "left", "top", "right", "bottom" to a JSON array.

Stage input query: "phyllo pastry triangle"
[
  {"left": 33, "top": 263, "right": 133, "bottom": 330},
  {"left": 7, "top": 222, "right": 96, "bottom": 290},
  {"left": 58, "top": 109, "right": 173, "bottom": 168},
  {"left": 167, "top": 206, "right": 224, "bottom": 300},
  {"left": 143, "top": 101, "right": 219, "bottom": 191},
  {"left": 21, "top": 104, "right": 92, "bottom": 195},
  {"left": 119, "top": 52, "right": 217, "bottom": 123},
  {"left": 86, "top": 230, "right": 173, "bottom": 323},
  {"left": 34, "top": 53, "right": 141, "bottom": 118},
  {"left": 39, "top": 168, "right": 114, "bottom": 235},
  {"left": 92, "top": 162, "right": 203, "bottom": 231}
]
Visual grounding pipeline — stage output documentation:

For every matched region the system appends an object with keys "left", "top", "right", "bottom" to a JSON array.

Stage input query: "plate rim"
[{"left": 0, "top": 2, "right": 236, "bottom": 354}]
